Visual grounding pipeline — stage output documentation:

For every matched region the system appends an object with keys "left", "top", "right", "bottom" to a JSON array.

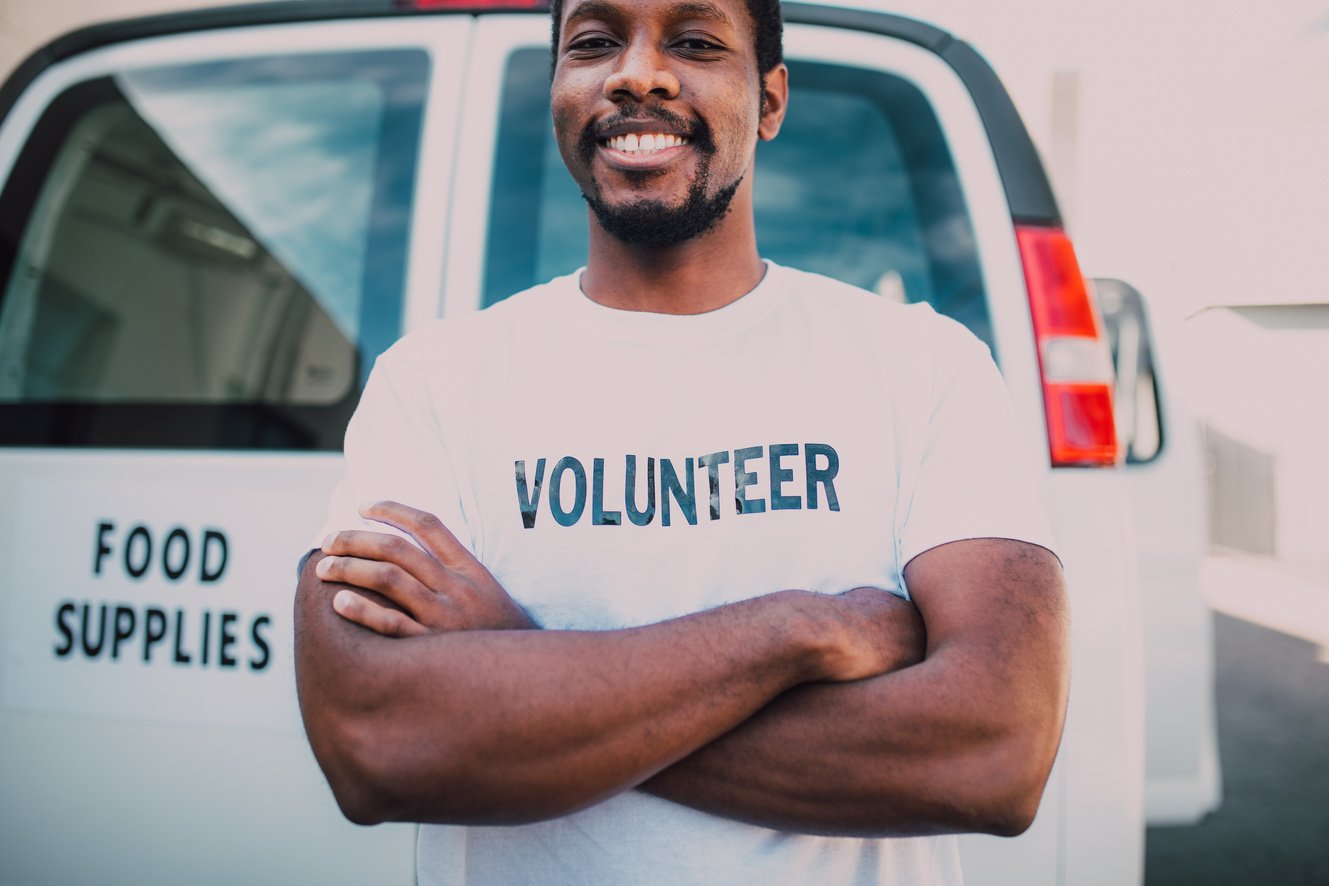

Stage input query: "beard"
[
  {"left": 576, "top": 106, "right": 743, "bottom": 249},
  {"left": 582, "top": 174, "right": 742, "bottom": 249}
]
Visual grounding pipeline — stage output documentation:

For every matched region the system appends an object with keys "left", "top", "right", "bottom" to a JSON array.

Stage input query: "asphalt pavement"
[{"left": 1145, "top": 587, "right": 1329, "bottom": 884}]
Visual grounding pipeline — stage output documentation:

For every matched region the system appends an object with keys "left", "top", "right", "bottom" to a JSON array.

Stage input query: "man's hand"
[
  {"left": 821, "top": 587, "right": 925, "bottom": 681},
  {"left": 316, "top": 500, "right": 535, "bottom": 636}
]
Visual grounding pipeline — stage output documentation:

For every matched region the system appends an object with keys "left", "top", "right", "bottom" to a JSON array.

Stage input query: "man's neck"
[{"left": 579, "top": 211, "right": 766, "bottom": 316}]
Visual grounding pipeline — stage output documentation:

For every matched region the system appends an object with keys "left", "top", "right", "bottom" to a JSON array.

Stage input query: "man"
[{"left": 294, "top": 0, "right": 1069, "bottom": 881}]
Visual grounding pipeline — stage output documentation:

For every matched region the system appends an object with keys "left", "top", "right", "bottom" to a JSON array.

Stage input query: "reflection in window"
[
  {"left": 483, "top": 51, "right": 991, "bottom": 354},
  {"left": 0, "top": 51, "right": 428, "bottom": 448},
  {"left": 121, "top": 76, "right": 385, "bottom": 341}
]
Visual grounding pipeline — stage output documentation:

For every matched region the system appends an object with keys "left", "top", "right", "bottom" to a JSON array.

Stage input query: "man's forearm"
[
  {"left": 644, "top": 540, "right": 1070, "bottom": 838},
  {"left": 295, "top": 559, "right": 903, "bottom": 827},
  {"left": 642, "top": 647, "right": 1052, "bottom": 837}
]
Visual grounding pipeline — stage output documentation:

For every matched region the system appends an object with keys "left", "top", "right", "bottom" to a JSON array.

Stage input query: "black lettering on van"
[
  {"left": 200, "top": 611, "right": 212, "bottom": 666},
  {"left": 54, "top": 602, "right": 76, "bottom": 657},
  {"left": 80, "top": 604, "right": 108, "bottom": 657},
  {"left": 53, "top": 601, "right": 277, "bottom": 673},
  {"left": 200, "top": 530, "right": 228, "bottom": 583},
  {"left": 173, "top": 609, "right": 192, "bottom": 665},
  {"left": 111, "top": 606, "right": 136, "bottom": 659},
  {"left": 124, "top": 526, "right": 152, "bottom": 579},
  {"left": 219, "top": 612, "right": 238, "bottom": 668},
  {"left": 143, "top": 607, "right": 168, "bottom": 662},
  {"left": 163, "top": 528, "right": 190, "bottom": 581},
  {"left": 250, "top": 615, "right": 272, "bottom": 671},
  {"left": 94, "top": 522, "right": 114, "bottom": 576}
]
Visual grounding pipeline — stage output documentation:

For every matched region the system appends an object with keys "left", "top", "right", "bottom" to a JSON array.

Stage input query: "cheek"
[
  {"left": 712, "top": 99, "right": 760, "bottom": 167},
  {"left": 550, "top": 103, "right": 587, "bottom": 169},
  {"left": 551, "top": 105, "right": 576, "bottom": 149}
]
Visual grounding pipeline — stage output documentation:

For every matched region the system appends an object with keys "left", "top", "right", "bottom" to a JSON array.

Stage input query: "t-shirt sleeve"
[
  {"left": 896, "top": 327, "right": 1058, "bottom": 595},
  {"left": 309, "top": 351, "right": 471, "bottom": 557}
]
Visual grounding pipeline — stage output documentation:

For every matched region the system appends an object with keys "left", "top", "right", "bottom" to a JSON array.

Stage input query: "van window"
[
  {"left": 0, "top": 50, "right": 428, "bottom": 449},
  {"left": 482, "top": 49, "right": 992, "bottom": 352}
]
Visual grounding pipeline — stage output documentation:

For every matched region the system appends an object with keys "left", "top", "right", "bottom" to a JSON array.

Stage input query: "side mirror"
[{"left": 1092, "top": 278, "right": 1164, "bottom": 464}]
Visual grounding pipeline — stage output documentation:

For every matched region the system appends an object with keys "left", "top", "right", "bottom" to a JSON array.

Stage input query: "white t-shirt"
[{"left": 317, "top": 262, "right": 1056, "bottom": 886}]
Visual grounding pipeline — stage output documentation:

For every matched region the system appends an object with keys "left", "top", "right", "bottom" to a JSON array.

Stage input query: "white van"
[{"left": 0, "top": 2, "right": 1145, "bottom": 883}]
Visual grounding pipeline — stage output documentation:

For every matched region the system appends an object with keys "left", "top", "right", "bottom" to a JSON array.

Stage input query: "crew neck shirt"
[{"left": 317, "top": 261, "right": 1056, "bottom": 885}]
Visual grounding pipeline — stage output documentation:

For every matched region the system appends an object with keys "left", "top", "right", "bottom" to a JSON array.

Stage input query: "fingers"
[
  {"left": 321, "top": 527, "right": 436, "bottom": 578},
  {"left": 332, "top": 588, "right": 427, "bottom": 638},
  {"left": 315, "top": 549, "right": 443, "bottom": 626},
  {"left": 359, "top": 500, "right": 471, "bottom": 567},
  {"left": 321, "top": 526, "right": 441, "bottom": 603}
]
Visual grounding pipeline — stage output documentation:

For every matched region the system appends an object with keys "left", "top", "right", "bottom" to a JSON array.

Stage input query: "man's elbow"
[
  {"left": 975, "top": 775, "right": 1047, "bottom": 838},
  {"left": 966, "top": 729, "right": 1061, "bottom": 838},
  {"left": 308, "top": 710, "right": 457, "bottom": 826},
  {"left": 331, "top": 774, "right": 391, "bottom": 827},
  {"left": 300, "top": 700, "right": 390, "bottom": 825},
  {"left": 295, "top": 653, "right": 445, "bottom": 824}
]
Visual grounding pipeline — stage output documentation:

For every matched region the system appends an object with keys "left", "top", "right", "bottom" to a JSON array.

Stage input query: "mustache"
[{"left": 577, "top": 104, "right": 716, "bottom": 165}]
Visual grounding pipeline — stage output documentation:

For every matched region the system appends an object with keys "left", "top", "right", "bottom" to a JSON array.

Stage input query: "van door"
[{"left": 0, "top": 16, "right": 469, "bottom": 884}]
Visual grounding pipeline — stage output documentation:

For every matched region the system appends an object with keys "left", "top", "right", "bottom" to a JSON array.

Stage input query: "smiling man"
[{"left": 293, "top": 0, "right": 1070, "bottom": 883}]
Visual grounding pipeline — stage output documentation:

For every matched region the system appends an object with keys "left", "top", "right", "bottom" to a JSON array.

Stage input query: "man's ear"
[{"left": 758, "top": 64, "right": 789, "bottom": 141}]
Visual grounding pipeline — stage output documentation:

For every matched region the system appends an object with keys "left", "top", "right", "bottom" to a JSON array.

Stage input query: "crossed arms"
[{"left": 294, "top": 500, "right": 1069, "bottom": 838}]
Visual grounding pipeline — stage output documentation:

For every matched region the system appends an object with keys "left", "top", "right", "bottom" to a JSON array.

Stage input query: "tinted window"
[
  {"left": 0, "top": 50, "right": 428, "bottom": 449},
  {"left": 483, "top": 49, "right": 991, "bottom": 352}
]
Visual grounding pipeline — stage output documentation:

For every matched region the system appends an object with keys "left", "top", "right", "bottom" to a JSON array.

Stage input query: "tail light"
[{"left": 1017, "top": 225, "right": 1121, "bottom": 467}]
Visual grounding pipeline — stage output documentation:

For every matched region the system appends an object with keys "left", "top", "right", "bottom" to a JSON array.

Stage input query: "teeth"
[{"left": 606, "top": 133, "right": 689, "bottom": 153}]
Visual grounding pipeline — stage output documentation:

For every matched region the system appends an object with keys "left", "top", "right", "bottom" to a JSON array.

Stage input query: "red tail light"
[{"left": 1017, "top": 225, "right": 1121, "bottom": 467}]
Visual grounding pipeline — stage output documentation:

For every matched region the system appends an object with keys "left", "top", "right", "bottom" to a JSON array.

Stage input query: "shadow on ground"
[{"left": 1146, "top": 613, "right": 1329, "bottom": 884}]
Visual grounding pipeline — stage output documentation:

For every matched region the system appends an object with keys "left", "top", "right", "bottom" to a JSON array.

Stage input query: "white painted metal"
[{"left": 1131, "top": 332, "right": 1221, "bottom": 825}]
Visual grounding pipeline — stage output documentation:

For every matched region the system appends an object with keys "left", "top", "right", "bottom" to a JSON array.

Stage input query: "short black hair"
[{"left": 550, "top": 0, "right": 784, "bottom": 79}]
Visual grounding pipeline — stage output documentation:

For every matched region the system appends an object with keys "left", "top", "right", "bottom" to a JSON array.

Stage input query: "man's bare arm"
[
  {"left": 294, "top": 505, "right": 920, "bottom": 827},
  {"left": 641, "top": 538, "right": 1070, "bottom": 838}
]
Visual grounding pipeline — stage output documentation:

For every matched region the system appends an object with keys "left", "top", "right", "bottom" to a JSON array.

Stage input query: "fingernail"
[
  {"left": 358, "top": 500, "right": 379, "bottom": 515},
  {"left": 333, "top": 589, "right": 353, "bottom": 613},
  {"left": 316, "top": 556, "right": 336, "bottom": 576},
  {"left": 322, "top": 533, "right": 336, "bottom": 551}
]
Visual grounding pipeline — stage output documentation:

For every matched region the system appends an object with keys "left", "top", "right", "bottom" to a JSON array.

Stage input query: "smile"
[{"left": 602, "top": 133, "right": 690, "bottom": 154}]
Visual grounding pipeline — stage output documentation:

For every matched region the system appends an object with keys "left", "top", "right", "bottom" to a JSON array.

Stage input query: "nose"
[{"left": 603, "top": 43, "right": 680, "bottom": 102}]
